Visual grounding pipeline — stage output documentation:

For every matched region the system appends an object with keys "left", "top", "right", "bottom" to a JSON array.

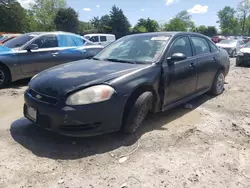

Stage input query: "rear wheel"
[
  {"left": 0, "top": 65, "right": 10, "bottom": 88},
  {"left": 122, "top": 92, "right": 153, "bottom": 134},
  {"left": 210, "top": 70, "right": 225, "bottom": 96}
]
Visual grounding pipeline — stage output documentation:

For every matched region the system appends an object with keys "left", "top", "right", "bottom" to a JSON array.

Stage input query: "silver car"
[
  {"left": 216, "top": 39, "right": 245, "bottom": 57},
  {"left": 0, "top": 32, "right": 103, "bottom": 88}
]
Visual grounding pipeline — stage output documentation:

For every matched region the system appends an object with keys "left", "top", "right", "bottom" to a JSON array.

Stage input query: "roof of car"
[
  {"left": 128, "top": 32, "right": 208, "bottom": 37},
  {"left": 84, "top": 33, "right": 115, "bottom": 37},
  {"left": 25, "top": 31, "right": 82, "bottom": 36}
]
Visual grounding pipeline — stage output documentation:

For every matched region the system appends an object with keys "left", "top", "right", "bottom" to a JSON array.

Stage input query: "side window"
[
  {"left": 31, "top": 35, "right": 58, "bottom": 49},
  {"left": 57, "top": 35, "right": 84, "bottom": 47},
  {"left": 89, "top": 36, "right": 99, "bottom": 42},
  {"left": 191, "top": 37, "right": 210, "bottom": 55},
  {"left": 168, "top": 36, "right": 192, "bottom": 57},
  {"left": 209, "top": 41, "right": 219, "bottom": 52},
  {"left": 100, "top": 36, "right": 107, "bottom": 42}
]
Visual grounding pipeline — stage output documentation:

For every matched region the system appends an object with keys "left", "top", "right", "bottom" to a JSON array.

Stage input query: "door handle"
[
  {"left": 212, "top": 57, "right": 216, "bottom": 63},
  {"left": 51, "top": 52, "right": 59, "bottom": 56}
]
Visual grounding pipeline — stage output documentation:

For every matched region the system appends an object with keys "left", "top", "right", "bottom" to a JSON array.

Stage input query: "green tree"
[
  {"left": 164, "top": 18, "right": 187, "bottom": 31},
  {"left": 0, "top": 0, "right": 28, "bottom": 32},
  {"left": 90, "top": 15, "right": 111, "bottom": 33},
  {"left": 206, "top": 26, "right": 217, "bottom": 36},
  {"left": 164, "top": 10, "right": 194, "bottom": 31},
  {"left": 109, "top": 5, "right": 131, "bottom": 38},
  {"left": 132, "top": 25, "right": 147, "bottom": 33},
  {"left": 78, "top": 21, "right": 96, "bottom": 34},
  {"left": 237, "top": 0, "right": 250, "bottom": 34},
  {"left": 176, "top": 10, "right": 194, "bottom": 30},
  {"left": 133, "top": 18, "right": 159, "bottom": 32},
  {"left": 217, "top": 6, "right": 239, "bottom": 35},
  {"left": 54, "top": 7, "right": 79, "bottom": 33},
  {"left": 30, "top": 0, "right": 66, "bottom": 31}
]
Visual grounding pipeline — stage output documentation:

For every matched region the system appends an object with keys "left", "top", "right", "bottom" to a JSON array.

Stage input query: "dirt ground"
[{"left": 0, "top": 58, "right": 250, "bottom": 188}]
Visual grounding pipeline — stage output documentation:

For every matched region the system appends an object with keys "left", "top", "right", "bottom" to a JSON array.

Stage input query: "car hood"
[
  {"left": 0, "top": 45, "right": 15, "bottom": 55},
  {"left": 239, "top": 47, "right": 250, "bottom": 53},
  {"left": 29, "top": 59, "right": 150, "bottom": 98}
]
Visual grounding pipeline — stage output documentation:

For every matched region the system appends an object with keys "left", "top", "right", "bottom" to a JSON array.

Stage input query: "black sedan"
[
  {"left": 23, "top": 32, "right": 230, "bottom": 137},
  {"left": 0, "top": 32, "right": 103, "bottom": 88}
]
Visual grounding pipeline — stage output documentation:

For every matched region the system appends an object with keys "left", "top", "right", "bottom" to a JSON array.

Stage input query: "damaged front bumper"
[{"left": 23, "top": 89, "right": 125, "bottom": 137}]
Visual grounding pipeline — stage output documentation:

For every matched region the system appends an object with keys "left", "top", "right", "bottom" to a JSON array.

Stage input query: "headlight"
[
  {"left": 237, "top": 52, "right": 244, "bottom": 56},
  {"left": 66, "top": 85, "right": 115, "bottom": 105}
]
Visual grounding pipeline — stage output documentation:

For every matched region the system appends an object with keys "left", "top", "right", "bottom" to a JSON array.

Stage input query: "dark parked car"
[
  {"left": 24, "top": 32, "right": 230, "bottom": 137},
  {"left": 0, "top": 32, "right": 103, "bottom": 88}
]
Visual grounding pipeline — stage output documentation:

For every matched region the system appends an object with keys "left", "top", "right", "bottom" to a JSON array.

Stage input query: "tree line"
[{"left": 0, "top": 0, "right": 250, "bottom": 38}]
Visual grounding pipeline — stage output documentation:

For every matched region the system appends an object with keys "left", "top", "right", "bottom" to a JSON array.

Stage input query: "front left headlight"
[{"left": 66, "top": 85, "right": 115, "bottom": 105}]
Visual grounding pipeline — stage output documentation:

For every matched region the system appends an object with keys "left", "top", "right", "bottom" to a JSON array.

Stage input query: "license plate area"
[{"left": 26, "top": 105, "right": 37, "bottom": 122}]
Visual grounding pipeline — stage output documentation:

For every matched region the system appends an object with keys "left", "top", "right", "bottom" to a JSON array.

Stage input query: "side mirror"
[
  {"left": 167, "top": 53, "right": 187, "bottom": 64},
  {"left": 27, "top": 43, "right": 38, "bottom": 51}
]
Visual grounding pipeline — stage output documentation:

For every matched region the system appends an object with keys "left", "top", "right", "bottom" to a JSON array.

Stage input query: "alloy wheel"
[
  {"left": 0, "top": 69, "right": 5, "bottom": 85},
  {"left": 216, "top": 73, "right": 225, "bottom": 94}
]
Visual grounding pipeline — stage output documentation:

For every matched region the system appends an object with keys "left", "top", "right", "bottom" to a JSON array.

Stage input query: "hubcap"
[
  {"left": 216, "top": 73, "right": 225, "bottom": 94},
  {"left": 0, "top": 70, "right": 5, "bottom": 85}
]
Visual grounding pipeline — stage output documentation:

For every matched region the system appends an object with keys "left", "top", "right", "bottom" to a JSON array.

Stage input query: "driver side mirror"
[
  {"left": 26, "top": 43, "right": 39, "bottom": 51},
  {"left": 167, "top": 53, "right": 187, "bottom": 64}
]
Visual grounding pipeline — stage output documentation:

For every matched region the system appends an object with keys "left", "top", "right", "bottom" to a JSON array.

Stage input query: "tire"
[
  {"left": 236, "top": 59, "right": 241, "bottom": 66},
  {"left": 0, "top": 65, "right": 10, "bottom": 89},
  {"left": 122, "top": 92, "right": 153, "bottom": 134},
  {"left": 210, "top": 70, "right": 225, "bottom": 96}
]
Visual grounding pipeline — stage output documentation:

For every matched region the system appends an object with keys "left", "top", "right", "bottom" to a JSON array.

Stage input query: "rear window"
[{"left": 57, "top": 34, "right": 85, "bottom": 47}]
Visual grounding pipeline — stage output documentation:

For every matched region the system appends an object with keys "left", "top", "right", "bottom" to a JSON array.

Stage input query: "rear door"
[
  {"left": 18, "top": 34, "right": 59, "bottom": 74},
  {"left": 190, "top": 36, "right": 220, "bottom": 91},
  {"left": 56, "top": 34, "right": 89, "bottom": 64}
]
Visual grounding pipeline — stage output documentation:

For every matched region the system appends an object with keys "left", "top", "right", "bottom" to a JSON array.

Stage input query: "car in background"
[
  {"left": 84, "top": 34, "right": 116, "bottom": 47},
  {"left": 0, "top": 31, "right": 103, "bottom": 88},
  {"left": 23, "top": 32, "right": 230, "bottom": 137},
  {"left": 211, "top": 35, "right": 226, "bottom": 43},
  {"left": 236, "top": 41, "right": 250, "bottom": 66},
  {"left": 216, "top": 39, "right": 244, "bottom": 57},
  {"left": 0, "top": 34, "right": 21, "bottom": 45}
]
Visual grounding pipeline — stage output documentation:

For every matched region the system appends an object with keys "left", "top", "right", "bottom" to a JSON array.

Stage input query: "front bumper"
[{"left": 23, "top": 89, "right": 126, "bottom": 137}]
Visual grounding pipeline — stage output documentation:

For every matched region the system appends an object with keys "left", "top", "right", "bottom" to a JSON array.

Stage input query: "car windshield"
[
  {"left": 244, "top": 42, "right": 250, "bottom": 48},
  {"left": 219, "top": 39, "right": 237, "bottom": 45},
  {"left": 94, "top": 34, "right": 171, "bottom": 64},
  {"left": 3, "top": 34, "right": 36, "bottom": 48}
]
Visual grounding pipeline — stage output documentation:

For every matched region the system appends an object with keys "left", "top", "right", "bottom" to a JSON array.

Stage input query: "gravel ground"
[{"left": 0, "top": 58, "right": 250, "bottom": 188}]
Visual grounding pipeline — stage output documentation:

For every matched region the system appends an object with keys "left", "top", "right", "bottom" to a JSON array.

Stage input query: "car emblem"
[{"left": 36, "top": 94, "right": 42, "bottom": 99}]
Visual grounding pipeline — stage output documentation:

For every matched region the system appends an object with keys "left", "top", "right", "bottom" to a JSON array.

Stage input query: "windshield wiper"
[
  {"left": 104, "top": 58, "right": 136, "bottom": 64},
  {"left": 92, "top": 57, "right": 100, "bottom": 60}
]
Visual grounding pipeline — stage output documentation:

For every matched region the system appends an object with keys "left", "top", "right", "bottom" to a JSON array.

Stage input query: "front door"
[
  {"left": 162, "top": 36, "right": 197, "bottom": 106},
  {"left": 18, "top": 34, "right": 60, "bottom": 75}
]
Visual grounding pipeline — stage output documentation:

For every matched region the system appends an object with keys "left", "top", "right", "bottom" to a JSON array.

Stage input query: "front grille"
[
  {"left": 59, "top": 122, "right": 101, "bottom": 132},
  {"left": 243, "top": 53, "right": 250, "bottom": 60},
  {"left": 27, "top": 89, "right": 59, "bottom": 105}
]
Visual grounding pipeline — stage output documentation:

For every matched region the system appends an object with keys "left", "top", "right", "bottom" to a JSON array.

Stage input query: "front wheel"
[
  {"left": 122, "top": 92, "right": 153, "bottom": 134},
  {"left": 0, "top": 65, "right": 10, "bottom": 88},
  {"left": 210, "top": 70, "right": 225, "bottom": 96}
]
